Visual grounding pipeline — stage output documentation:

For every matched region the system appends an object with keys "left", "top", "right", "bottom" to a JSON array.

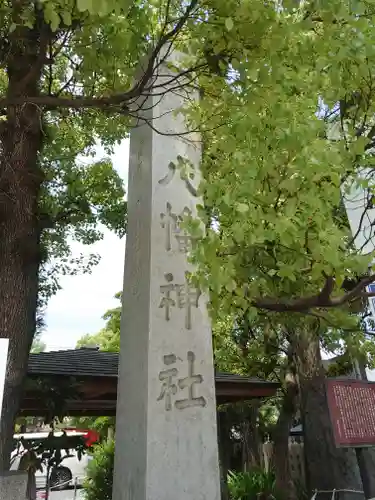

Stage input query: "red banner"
[{"left": 326, "top": 379, "right": 375, "bottom": 447}]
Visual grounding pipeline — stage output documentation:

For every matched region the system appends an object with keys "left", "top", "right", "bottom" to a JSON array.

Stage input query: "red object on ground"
[{"left": 326, "top": 379, "right": 375, "bottom": 447}]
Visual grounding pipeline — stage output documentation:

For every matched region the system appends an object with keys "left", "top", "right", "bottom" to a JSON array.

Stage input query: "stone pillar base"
[{"left": 0, "top": 471, "right": 27, "bottom": 500}]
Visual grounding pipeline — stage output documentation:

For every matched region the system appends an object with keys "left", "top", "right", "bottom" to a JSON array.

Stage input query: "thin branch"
[
  {"left": 51, "top": 30, "right": 72, "bottom": 60},
  {"left": 54, "top": 61, "right": 83, "bottom": 97}
]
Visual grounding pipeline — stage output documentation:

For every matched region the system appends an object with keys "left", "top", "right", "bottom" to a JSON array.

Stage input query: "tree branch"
[
  {"left": 318, "top": 274, "right": 335, "bottom": 303},
  {"left": 0, "top": 0, "right": 200, "bottom": 111},
  {"left": 253, "top": 274, "right": 375, "bottom": 312}
]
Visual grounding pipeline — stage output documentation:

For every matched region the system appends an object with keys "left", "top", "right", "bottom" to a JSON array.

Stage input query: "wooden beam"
[{"left": 20, "top": 372, "right": 279, "bottom": 417}]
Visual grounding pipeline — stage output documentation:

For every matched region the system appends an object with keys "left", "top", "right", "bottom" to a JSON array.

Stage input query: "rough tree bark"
[
  {"left": 241, "top": 402, "right": 261, "bottom": 471},
  {"left": 292, "top": 329, "right": 363, "bottom": 500},
  {"left": 272, "top": 367, "right": 298, "bottom": 500},
  {"left": 217, "top": 409, "right": 231, "bottom": 500},
  {"left": 0, "top": 18, "right": 46, "bottom": 470}
]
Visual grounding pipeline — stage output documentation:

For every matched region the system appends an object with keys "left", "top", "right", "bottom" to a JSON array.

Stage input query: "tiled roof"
[
  {"left": 28, "top": 348, "right": 278, "bottom": 387},
  {"left": 28, "top": 348, "right": 119, "bottom": 378},
  {"left": 214, "top": 371, "right": 275, "bottom": 385}
]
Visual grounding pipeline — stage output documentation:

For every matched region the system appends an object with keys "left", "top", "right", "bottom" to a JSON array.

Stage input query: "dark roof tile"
[
  {"left": 28, "top": 349, "right": 279, "bottom": 388},
  {"left": 28, "top": 348, "right": 118, "bottom": 378}
]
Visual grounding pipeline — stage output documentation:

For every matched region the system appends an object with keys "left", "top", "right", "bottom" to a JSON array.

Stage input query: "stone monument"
[
  {"left": 0, "top": 339, "right": 27, "bottom": 499},
  {"left": 0, "top": 471, "right": 28, "bottom": 500},
  {"left": 112, "top": 52, "right": 221, "bottom": 500}
]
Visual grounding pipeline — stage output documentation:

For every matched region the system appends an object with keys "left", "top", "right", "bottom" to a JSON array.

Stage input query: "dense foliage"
[
  {"left": 83, "top": 439, "right": 115, "bottom": 500},
  {"left": 227, "top": 470, "right": 281, "bottom": 500},
  {"left": 185, "top": 0, "right": 375, "bottom": 496},
  {"left": 191, "top": 1, "right": 375, "bottom": 325}
]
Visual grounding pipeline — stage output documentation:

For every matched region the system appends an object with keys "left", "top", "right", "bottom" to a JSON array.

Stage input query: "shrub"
[
  {"left": 227, "top": 469, "right": 282, "bottom": 500},
  {"left": 83, "top": 439, "right": 115, "bottom": 500}
]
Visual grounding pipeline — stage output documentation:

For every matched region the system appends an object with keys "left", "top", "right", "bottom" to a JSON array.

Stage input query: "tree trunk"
[
  {"left": 0, "top": 18, "right": 47, "bottom": 469},
  {"left": 217, "top": 409, "right": 231, "bottom": 500},
  {"left": 272, "top": 371, "right": 298, "bottom": 500},
  {"left": 292, "top": 330, "right": 363, "bottom": 500},
  {"left": 241, "top": 402, "right": 261, "bottom": 471}
]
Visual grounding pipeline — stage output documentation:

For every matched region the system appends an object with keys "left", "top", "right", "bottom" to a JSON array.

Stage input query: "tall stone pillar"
[{"left": 112, "top": 54, "right": 221, "bottom": 500}]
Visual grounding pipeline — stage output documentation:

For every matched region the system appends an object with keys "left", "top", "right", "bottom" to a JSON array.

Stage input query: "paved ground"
[{"left": 37, "top": 489, "right": 84, "bottom": 500}]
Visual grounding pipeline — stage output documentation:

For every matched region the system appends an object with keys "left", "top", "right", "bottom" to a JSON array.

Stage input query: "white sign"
[{"left": 0, "top": 338, "right": 9, "bottom": 416}]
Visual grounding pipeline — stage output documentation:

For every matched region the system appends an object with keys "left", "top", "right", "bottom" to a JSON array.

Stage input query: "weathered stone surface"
[
  {"left": 112, "top": 55, "right": 220, "bottom": 500},
  {"left": 0, "top": 471, "right": 27, "bottom": 500}
]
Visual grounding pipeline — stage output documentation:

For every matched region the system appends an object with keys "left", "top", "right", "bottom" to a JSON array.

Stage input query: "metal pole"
[
  {"left": 353, "top": 359, "right": 375, "bottom": 500},
  {"left": 73, "top": 476, "right": 77, "bottom": 500}
]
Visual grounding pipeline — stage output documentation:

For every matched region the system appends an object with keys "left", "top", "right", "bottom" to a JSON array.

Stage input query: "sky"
[{"left": 42, "top": 140, "right": 130, "bottom": 351}]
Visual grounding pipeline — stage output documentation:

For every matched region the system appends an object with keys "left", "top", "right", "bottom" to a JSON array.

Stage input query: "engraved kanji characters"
[
  {"left": 175, "top": 351, "right": 206, "bottom": 410},
  {"left": 160, "top": 203, "right": 178, "bottom": 252},
  {"left": 174, "top": 280, "right": 200, "bottom": 330},
  {"left": 160, "top": 202, "right": 196, "bottom": 253},
  {"left": 158, "top": 158, "right": 198, "bottom": 197},
  {"left": 159, "top": 273, "right": 200, "bottom": 329},
  {"left": 158, "top": 161, "right": 176, "bottom": 187},
  {"left": 159, "top": 273, "right": 175, "bottom": 321},
  {"left": 157, "top": 354, "right": 178, "bottom": 411},
  {"left": 157, "top": 351, "right": 206, "bottom": 411},
  {"left": 157, "top": 159, "right": 204, "bottom": 402}
]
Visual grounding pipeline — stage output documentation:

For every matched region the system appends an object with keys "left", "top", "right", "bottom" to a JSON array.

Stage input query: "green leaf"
[
  {"left": 44, "top": 5, "right": 60, "bottom": 31},
  {"left": 77, "top": 0, "right": 93, "bottom": 13},
  {"left": 225, "top": 17, "right": 234, "bottom": 31},
  {"left": 352, "top": 136, "right": 368, "bottom": 156},
  {"left": 236, "top": 202, "right": 249, "bottom": 213},
  {"left": 61, "top": 10, "right": 72, "bottom": 26}
]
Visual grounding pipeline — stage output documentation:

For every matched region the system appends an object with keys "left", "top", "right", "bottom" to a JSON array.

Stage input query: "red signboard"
[{"left": 326, "top": 379, "right": 375, "bottom": 447}]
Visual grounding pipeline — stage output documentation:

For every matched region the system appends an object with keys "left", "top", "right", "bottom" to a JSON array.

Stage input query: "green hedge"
[{"left": 83, "top": 440, "right": 115, "bottom": 500}]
